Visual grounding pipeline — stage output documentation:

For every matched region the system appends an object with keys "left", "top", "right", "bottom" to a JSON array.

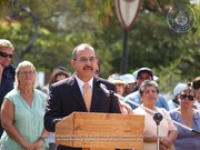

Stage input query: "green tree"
[{"left": 0, "top": 0, "right": 200, "bottom": 94}]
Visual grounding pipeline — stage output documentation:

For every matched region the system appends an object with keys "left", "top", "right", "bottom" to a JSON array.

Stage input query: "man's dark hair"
[{"left": 192, "top": 77, "right": 200, "bottom": 89}]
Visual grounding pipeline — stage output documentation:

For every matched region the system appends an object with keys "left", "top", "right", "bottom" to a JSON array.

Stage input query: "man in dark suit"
[{"left": 44, "top": 43, "right": 121, "bottom": 150}]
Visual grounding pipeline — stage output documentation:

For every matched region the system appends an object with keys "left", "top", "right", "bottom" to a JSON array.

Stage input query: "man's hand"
[{"left": 118, "top": 100, "right": 133, "bottom": 114}]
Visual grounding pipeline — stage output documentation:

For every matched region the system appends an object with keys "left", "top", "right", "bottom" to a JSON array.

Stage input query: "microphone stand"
[
  {"left": 105, "top": 89, "right": 200, "bottom": 135},
  {"left": 153, "top": 113, "right": 163, "bottom": 150},
  {"left": 106, "top": 90, "right": 200, "bottom": 150}
]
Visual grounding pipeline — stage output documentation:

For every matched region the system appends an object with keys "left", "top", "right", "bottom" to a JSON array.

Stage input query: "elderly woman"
[
  {"left": 169, "top": 85, "right": 200, "bottom": 150},
  {"left": 134, "top": 80, "right": 177, "bottom": 150},
  {"left": 1, "top": 60, "right": 49, "bottom": 150}
]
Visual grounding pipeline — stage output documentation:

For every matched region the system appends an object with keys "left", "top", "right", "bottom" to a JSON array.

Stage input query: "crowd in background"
[{"left": 0, "top": 39, "right": 200, "bottom": 150}]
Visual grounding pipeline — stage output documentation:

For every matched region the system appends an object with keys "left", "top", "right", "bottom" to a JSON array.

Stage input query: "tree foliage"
[{"left": 0, "top": 0, "right": 200, "bottom": 94}]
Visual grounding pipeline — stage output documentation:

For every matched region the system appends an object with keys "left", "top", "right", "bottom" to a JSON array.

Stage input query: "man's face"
[
  {"left": 137, "top": 71, "right": 153, "bottom": 88},
  {"left": 0, "top": 47, "right": 13, "bottom": 68},
  {"left": 71, "top": 47, "right": 98, "bottom": 82},
  {"left": 124, "top": 82, "right": 136, "bottom": 94}
]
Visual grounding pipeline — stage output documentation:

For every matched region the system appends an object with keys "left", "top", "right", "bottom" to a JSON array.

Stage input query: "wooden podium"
[{"left": 55, "top": 112, "right": 144, "bottom": 150}]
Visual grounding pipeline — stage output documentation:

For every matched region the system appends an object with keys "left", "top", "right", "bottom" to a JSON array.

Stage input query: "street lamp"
[{"left": 115, "top": 0, "right": 141, "bottom": 74}]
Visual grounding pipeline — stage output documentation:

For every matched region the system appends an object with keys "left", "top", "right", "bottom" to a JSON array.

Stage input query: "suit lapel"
[
  {"left": 90, "top": 77, "right": 101, "bottom": 112},
  {"left": 70, "top": 76, "right": 87, "bottom": 111}
]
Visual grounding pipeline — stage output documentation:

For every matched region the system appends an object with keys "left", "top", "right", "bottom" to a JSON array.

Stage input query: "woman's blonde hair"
[{"left": 14, "top": 60, "right": 37, "bottom": 89}]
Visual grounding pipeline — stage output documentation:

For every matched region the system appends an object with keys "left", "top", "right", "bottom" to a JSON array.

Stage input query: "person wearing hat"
[
  {"left": 168, "top": 83, "right": 187, "bottom": 110},
  {"left": 125, "top": 67, "right": 169, "bottom": 111},
  {"left": 108, "top": 74, "right": 133, "bottom": 114},
  {"left": 108, "top": 74, "right": 127, "bottom": 96},
  {"left": 120, "top": 73, "right": 137, "bottom": 96}
]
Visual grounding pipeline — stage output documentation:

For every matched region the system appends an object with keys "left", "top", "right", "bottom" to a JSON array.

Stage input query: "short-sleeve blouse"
[
  {"left": 169, "top": 109, "right": 200, "bottom": 150},
  {"left": 134, "top": 106, "right": 177, "bottom": 150},
  {"left": 1, "top": 89, "right": 48, "bottom": 150}
]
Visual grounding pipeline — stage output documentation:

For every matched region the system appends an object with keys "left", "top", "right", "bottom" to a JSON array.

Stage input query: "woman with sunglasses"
[{"left": 169, "top": 85, "right": 200, "bottom": 150}]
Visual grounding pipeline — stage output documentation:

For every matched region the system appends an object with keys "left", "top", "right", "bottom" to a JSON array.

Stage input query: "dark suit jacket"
[{"left": 44, "top": 76, "right": 121, "bottom": 150}]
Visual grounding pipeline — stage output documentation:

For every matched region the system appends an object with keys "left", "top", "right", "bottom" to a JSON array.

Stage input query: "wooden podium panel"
[{"left": 55, "top": 112, "right": 144, "bottom": 149}]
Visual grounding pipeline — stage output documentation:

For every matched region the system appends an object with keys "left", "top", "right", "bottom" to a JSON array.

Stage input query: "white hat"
[
  {"left": 120, "top": 74, "right": 136, "bottom": 84},
  {"left": 153, "top": 75, "right": 159, "bottom": 82},
  {"left": 108, "top": 74, "right": 127, "bottom": 85},
  {"left": 173, "top": 83, "right": 187, "bottom": 97},
  {"left": 132, "top": 70, "right": 138, "bottom": 80}
]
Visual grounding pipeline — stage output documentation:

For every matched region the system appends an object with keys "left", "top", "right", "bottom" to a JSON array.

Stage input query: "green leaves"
[{"left": 1, "top": 0, "right": 200, "bottom": 94}]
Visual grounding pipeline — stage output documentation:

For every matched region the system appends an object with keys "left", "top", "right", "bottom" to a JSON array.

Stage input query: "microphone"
[
  {"left": 153, "top": 113, "right": 163, "bottom": 125},
  {"left": 97, "top": 81, "right": 111, "bottom": 97}
]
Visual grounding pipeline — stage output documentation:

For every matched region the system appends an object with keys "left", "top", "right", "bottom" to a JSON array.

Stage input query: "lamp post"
[{"left": 115, "top": 0, "right": 141, "bottom": 74}]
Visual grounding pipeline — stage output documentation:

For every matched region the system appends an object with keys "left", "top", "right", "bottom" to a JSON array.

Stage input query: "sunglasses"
[
  {"left": 0, "top": 51, "right": 13, "bottom": 58},
  {"left": 180, "top": 93, "right": 194, "bottom": 101}
]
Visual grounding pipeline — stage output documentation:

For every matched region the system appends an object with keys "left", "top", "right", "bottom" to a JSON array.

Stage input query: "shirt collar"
[{"left": 75, "top": 74, "right": 93, "bottom": 89}]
